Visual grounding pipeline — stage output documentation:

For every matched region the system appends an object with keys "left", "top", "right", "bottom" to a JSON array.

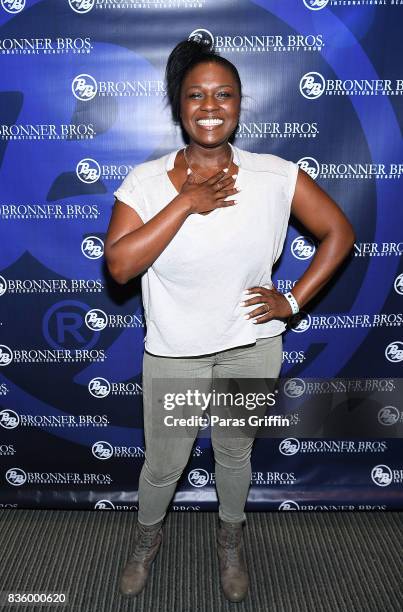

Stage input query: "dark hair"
[{"left": 164, "top": 38, "right": 243, "bottom": 125}]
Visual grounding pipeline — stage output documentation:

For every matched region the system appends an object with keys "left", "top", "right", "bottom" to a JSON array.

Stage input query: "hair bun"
[{"left": 166, "top": 38, "right": 215, "bottom": 79}]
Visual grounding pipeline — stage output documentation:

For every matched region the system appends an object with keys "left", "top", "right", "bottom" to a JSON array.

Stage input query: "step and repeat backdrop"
[{"left": 0, "top": 0, "right": 402, "bottom": 512}]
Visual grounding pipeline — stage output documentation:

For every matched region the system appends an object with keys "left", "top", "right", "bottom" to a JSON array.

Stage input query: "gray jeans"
[{"left": 138, "top": 335, "right": 283, "bottom": 525}]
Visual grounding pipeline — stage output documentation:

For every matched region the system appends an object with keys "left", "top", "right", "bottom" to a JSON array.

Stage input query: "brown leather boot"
[
  {"left": 119, "top": 518, "right": 163, "bottom": 596},
  {"left": 217, "top": 519, "right": 249, "bottom": 602}
]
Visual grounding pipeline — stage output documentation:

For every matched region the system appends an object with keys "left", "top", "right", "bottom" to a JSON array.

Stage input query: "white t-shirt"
[{"left": 113, "top": 142, "right": 299, "bottom": 357}]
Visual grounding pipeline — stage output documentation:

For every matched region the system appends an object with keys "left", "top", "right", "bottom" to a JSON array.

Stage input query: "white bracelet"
[{"left": 284, "top": 291, "right": 300, "bottom": 315}]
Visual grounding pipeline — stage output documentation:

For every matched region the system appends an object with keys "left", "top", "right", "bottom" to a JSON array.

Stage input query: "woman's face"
[{"left": 179, "top": 61, "right": 241, "bottom": 147}]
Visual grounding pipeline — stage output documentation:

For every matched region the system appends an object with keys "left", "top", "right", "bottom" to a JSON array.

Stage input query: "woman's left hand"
[{"left": 241, "top": 285, "right": 293, "bottom": 324}]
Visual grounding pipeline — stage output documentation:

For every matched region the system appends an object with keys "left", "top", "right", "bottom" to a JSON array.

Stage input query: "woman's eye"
[{"left": 189, "top": 92, "right": 231, "bottom": 99}]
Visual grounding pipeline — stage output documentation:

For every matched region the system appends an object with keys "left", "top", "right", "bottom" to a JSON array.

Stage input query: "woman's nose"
[{"left": 200, "top": 95, "right": 220, "bottom": 111}]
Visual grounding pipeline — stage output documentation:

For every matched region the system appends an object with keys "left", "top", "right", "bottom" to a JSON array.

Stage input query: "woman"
[{"left": 105, "top": 39, "right": 355, "bottom": 602}]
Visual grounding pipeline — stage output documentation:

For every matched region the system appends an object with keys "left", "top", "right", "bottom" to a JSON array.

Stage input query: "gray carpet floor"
[{"left": 0, "top": 509, "right": 401, "bottom": 612}]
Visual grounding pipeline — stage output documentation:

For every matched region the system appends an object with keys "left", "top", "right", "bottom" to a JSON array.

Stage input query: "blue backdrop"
[{"left": 0, "top": 0, "right": 402, "bottom": 511}]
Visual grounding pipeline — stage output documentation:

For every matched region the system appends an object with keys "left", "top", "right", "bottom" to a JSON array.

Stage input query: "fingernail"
[
  {"left": 223, "top": 168, "right": 229, "bottom": 173},
  {"left": 239, "top": 301, "right": 246, "bottom": 306},
  {"left": 232, "top": 174, "right": 237, "bottom": 179},
  {"left": 187, "top": 168, "right": 191, "bottom": 175},
  {"left": 236, "top": 188, "right": 241, "bottom": 192},
  {"left": 243, "top": 314, "right": 250, "bottom": 320},
  {"left": 243, "top": 289, "right": 250, "bottom": 295},
  {"left": 252, "top": 320, "right": 258, "bottom": 324}
]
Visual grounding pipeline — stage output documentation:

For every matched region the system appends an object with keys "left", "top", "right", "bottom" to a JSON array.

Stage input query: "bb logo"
[
  {"left": 394, "top": 273, "right": 403, "bottom": 295},
  {"left": 385, "top": 341, "right": 403, "bottom": 363},
  {"left": 5, "top": 468, "right": 26, "bottom": 486},
  {"left": 69, "top": 0, "right": 95, "bottom": 13},
  {"left": 303, "top": 0, "right": 329, "bottom": 10},
  {"left": 94, "top": 499, "right": 115, "bottom": 510},
  {"left": 289, "top": 311, "right": 311, "bottom": 333},
  {"left": 188, "top": 28, "right": 214, "bottom": 47},
  {"left": 0, "top": 409, "right": 19, "bottom": 429},
  {"left": 72, "top": 74, "right": 98, "bottom": 101},
  {"left": 85, "top": 309, "right": 108, "bottom": 331},
  {"left": 188, "top": 468, "right": 209, "bottom": 487},
  {"left": 88, "top": 377, "right": 111, "bottom": 398},
  {"left": 291, "top": 236, "right": 316, "bottom": 260},
  {"left": 283, "top": 378, "right": 306, "bottom": 398},
  {"left": 1, "top": 0, "right": 25, "bottom": 14},
  {"left": 300, "top": 72, "right": 326, "bottom": 99},
  {"left": 371, "top": 464, "right": 392, "bottom": 487},
  {"left": 0, "top": 345, "right": 13, "bottom": 366},
  {"left": 297, "top": 156, "right": 320, "bottom": 180},
  {"left": 0, "top": 276, "right": 7, "bottom": 296},
  {"left": 81, "top": 236, "right": 104, "bottom": 259},
  {"left": 76, "top": 158, "right": 101, "bottom": 183},
  {"left": 377, "top": 406, "right": 400, "bottom": 426},
  {"left": 92, "top": 441, "right": 113, "bottom": 460},
  {"left": 279, "top": 438, "right": 300, "bottom": 456},
  {"left": 279, "top": 500, "right": 300, "bottom": 510}
]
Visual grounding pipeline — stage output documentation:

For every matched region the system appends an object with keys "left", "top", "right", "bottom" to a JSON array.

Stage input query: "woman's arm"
[
  {"left": 286, "top": 168, "right": 356, "bottom": 309},
  {"left": 104, "top": 169, "right": 237, "bottom": 284},
  {"left": 104, "top": 195, "right": 190, "bottom": 285},
  {"left": 242, "top": 168, "right": 356, "bottom": 321}
]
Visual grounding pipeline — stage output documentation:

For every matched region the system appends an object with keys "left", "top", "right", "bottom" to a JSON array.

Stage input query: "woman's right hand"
[{"left": 178, "top": 169, "right": 239, "bottom": 215}]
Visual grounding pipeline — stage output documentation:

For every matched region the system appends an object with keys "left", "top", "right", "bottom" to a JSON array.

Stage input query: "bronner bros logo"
[
  {"left": 0, "top": 276, "right": 103, "bottom": 294},
  {"left": 92, "top": 441, "right": 145, "bottom": 459},
  {"left": 252, "top": 471, "right": 296, "bottom": 485},
  {"left": 0, "top": 203, "right": 99, "bottom": 220},
  {"left": 68, "top": 0, "right": 205, "bottom": 11},
  {"left": 300, "top": 72, "right": 403, "bottom": 98},
  {"left": 0, "top": 37, "right": 92, "bottom": 55},
  {"left": 354, "top": 242, "right": 403, "bottom": 257},
  {"left": 282, "top": 378, "right": 395, "bottom": 398},
  {"left": 236, "top": 121, "right": 319, "bottom": 140},
  {"left": 279, "top": 438, "right": 388, "bottom": 455},
  {"left": 282, "top": 350, "right": 305, "bottom": 365},
  {"left": 1, "top": 0, "right": 25, "bottom": 14},
  {"left": 94, "top": 500, "right": 139, "bottom": 511},
  {"left": 5, "top": 467, "right": 112, "bottom": 486},
  {"left": 71, "top": 74, "right": 164, "bottom": 100},
  {"left": 279, "top": 500, "right": 387, "bottom": 511},
  {"left": 88, "top": 377, "right": 142, "bottom": 397},
  {"left": 288, "top": 311, "right": 403, "bottom": 332},
  {"left": 297, "top": 156, "right": 402, "bottom": 180},
  {"left": 371, "top": 464, "right": 403, "bottom": 486},
  {"left": 76, "top": 158, "right": 131, "bottom": 182},
  {"left": 0, "top": 408, "right": 109, "bottom": 429},
  {"left": 0, "top": 123, "right": 95, "bottom": 140},
  {"left": 0, "top": 345, "right": 105, "bottom": 365},
  {"left": 303, "top": 0, "right": 400, "bottom": 9},
  {"left": 85, "top": 309, "right": 145, "bottom": 330},
  {"left": 188, "top": 28, "right": 324, "bottom": 53}
]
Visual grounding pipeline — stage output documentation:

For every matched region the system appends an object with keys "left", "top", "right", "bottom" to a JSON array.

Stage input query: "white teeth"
[{"left": 197, "top": 119, "right": 223, "bottom": 126}]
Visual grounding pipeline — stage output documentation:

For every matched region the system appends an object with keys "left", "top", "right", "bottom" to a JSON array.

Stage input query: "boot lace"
[
  {"left": 131, "top": 524, "right": 160, "bottom": 562},
  {"left": 219, "top": 526, "right": 243, "bottom": 568}
]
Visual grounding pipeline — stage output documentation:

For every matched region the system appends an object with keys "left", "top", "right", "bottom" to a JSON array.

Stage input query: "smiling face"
[{"left": 179, "top": 60, "right": 241, "bottom": 147}]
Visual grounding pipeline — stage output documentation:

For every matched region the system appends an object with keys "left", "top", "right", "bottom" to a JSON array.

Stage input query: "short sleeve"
[
  {"left": 287, "top": 161, "right": 299, "bottom": 208},
  {"left": 113, "top": 169, "right": 147, "bottom": 223}
]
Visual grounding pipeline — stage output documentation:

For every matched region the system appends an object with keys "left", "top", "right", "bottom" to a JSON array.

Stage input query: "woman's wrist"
[
  {"left": 172, "top": 193, "right": 194, "bottom": 216},
  {"left": 283, "top": 291, "right": 300, "bottom": 315}
]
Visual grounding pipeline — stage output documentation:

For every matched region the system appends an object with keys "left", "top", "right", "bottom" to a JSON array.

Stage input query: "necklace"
[{"left": 183, "top": 144, "right": 233, "bottom": 182}]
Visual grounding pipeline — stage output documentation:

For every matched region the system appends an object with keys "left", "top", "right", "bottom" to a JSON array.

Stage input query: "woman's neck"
[{"left": 185, "top": 141, "right": 232, "bottom": 169}]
